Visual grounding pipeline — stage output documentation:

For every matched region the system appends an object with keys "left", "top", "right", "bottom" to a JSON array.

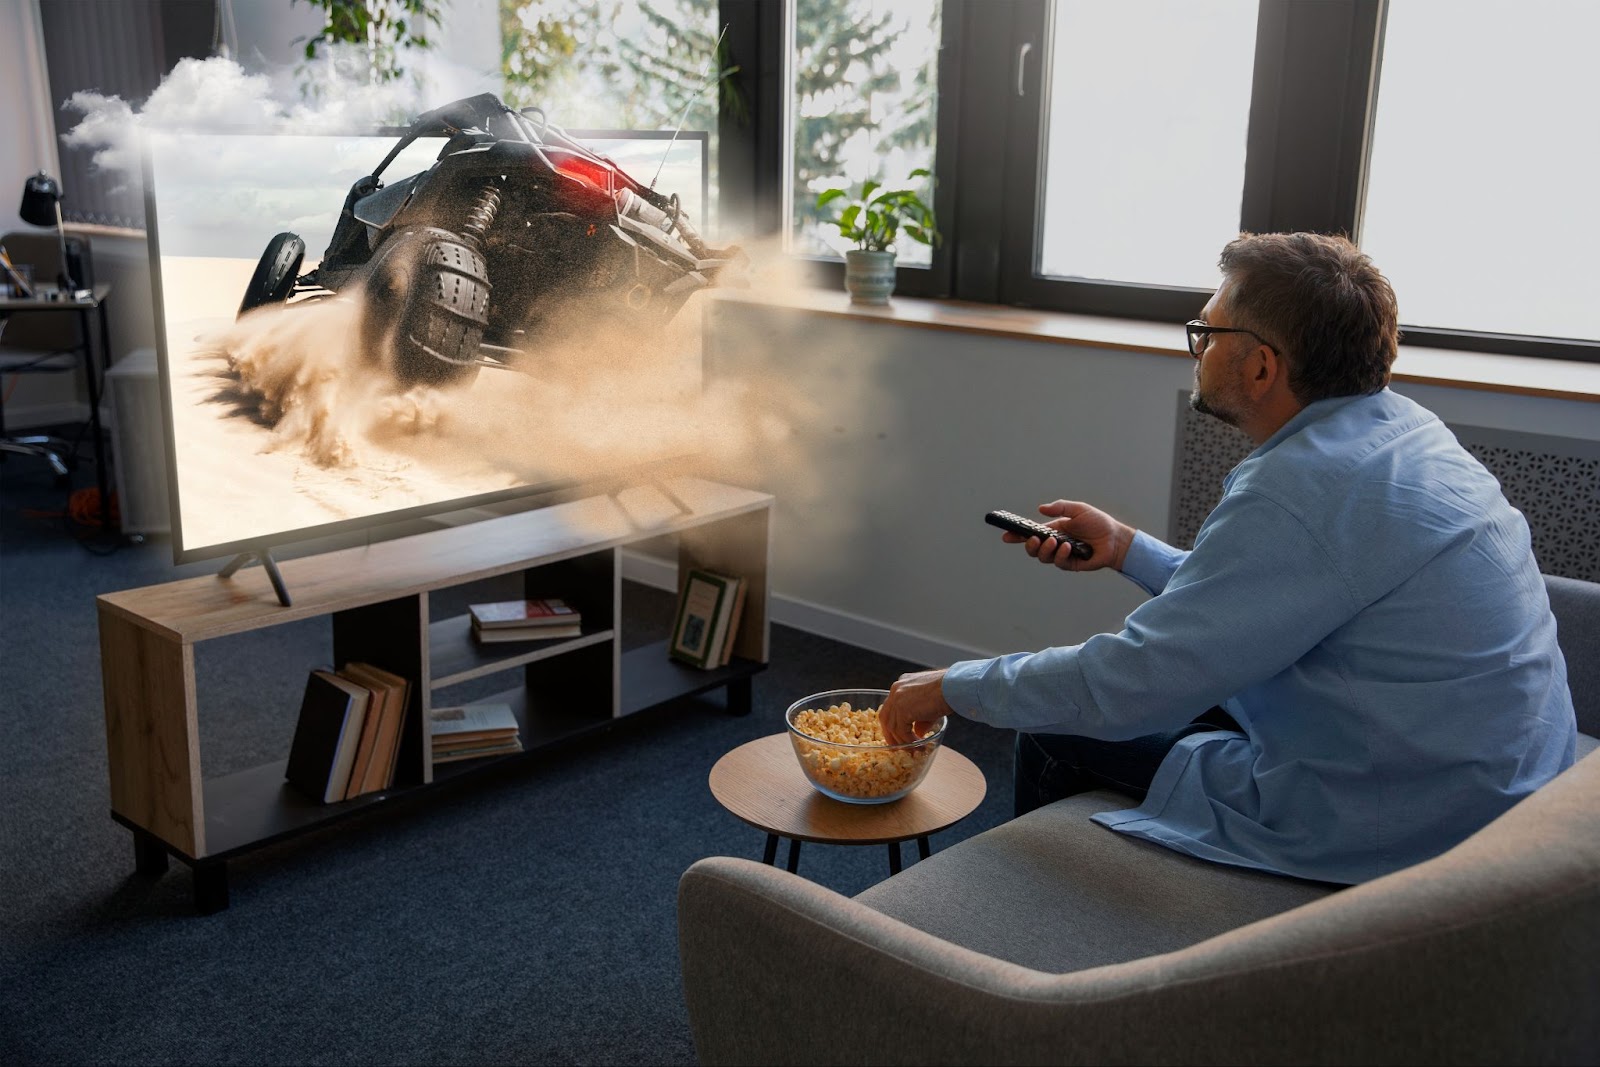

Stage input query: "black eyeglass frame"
[{"left": 1184, "top": 319, "right": 1278, "bottom": 360}]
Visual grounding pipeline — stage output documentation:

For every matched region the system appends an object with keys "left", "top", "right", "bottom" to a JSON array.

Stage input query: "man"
[{"left": 879, "top": 232, "right": 1577, "bottom": 885}]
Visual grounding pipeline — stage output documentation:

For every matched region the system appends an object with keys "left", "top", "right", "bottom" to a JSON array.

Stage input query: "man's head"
[{"left": 1189, "top": 232, "right": 1399, "bottom": 440}]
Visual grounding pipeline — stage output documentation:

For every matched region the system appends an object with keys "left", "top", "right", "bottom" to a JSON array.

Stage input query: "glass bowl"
[{"left": 784, "top": 688, "right": 946, "bottom": 804}]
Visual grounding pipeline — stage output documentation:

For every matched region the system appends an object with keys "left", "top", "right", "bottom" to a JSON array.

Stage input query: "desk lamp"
[{"left": 19, "top": 172, "right": 80, "bottom": 292}]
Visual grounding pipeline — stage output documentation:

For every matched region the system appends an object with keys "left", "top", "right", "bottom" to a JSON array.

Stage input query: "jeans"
[{"left": 1013, "top": 707, "right": 1242, "bottom": 819}]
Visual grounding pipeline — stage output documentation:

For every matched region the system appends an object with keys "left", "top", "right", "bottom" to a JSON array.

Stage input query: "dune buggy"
[{"left": 237, "top": 93, "right": 740, "bottom": 388}]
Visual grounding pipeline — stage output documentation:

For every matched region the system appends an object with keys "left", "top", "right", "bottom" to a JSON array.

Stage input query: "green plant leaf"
[
  {"left": 816, "top": 188, "right": 847, "bottom": 209},
  {"left": 838, "top": 203, "right": 862, "bottom": 238}
]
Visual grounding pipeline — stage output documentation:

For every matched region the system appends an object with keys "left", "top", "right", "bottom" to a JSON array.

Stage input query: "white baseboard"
[{"left": 619, "top": 549, "right": 985, "bottom": 669}]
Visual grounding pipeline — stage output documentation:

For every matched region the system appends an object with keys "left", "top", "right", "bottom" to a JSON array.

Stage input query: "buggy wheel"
[
  {"left": 237, "top": 233, "right": 305, "bottom": 318},
  {"left": 362, "top": 229, "right": 489, "bottom": 389}
]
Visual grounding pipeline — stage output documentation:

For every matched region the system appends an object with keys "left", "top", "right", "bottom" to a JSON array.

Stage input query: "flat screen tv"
[{"left": 144, "top": 95, "right": 728, "bottom": 573}]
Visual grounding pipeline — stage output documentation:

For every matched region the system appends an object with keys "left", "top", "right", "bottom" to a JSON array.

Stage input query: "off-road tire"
[
  {"left": 391, "top": 235, "right": 490, "bottom": 388},
  {"left": 374, "top": 231, "right": 486, "bottom": 390},
  {"left": 237, "top": 233, "right": 305, "bottom": 318}
]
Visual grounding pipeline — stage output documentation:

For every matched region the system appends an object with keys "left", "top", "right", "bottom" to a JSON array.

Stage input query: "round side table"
[{"left": 709, "top": 733, "right": 987, "bottom": 876}]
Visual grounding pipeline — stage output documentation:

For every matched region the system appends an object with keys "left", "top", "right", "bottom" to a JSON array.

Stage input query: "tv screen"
[{"left": 144, "top": 99, "right": 719, "bottom": 565}]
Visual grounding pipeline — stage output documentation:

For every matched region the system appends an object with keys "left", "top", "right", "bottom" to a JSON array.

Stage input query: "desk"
[{"left": 0, "top": 283, "right": 113, "bottom": 525}]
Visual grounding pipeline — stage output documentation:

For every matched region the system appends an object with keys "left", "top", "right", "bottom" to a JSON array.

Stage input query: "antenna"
[{"left": 651, "top": 24, "right": 730, "bottom": 190}]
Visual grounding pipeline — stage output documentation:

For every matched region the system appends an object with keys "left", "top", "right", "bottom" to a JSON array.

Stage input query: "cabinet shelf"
[
  {"left": 429, "top": 615, "right": 615, "bottom": 689},
  {"left": 97, "top": 477, "right": 773, "bottom": 912}
]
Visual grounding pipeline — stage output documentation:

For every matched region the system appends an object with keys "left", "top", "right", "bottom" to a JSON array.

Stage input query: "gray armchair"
[{"left": 679, "top": 575, "right": 1600, "bottom": 1065}]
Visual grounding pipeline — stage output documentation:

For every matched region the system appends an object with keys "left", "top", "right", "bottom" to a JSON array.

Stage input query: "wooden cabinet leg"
[
  {"left": 133, "top": 829, "right": 168, "bottom": 876},
  {"left": 193, "top": 861, "right": 229, "bottom": 915},
  {"left": 726, "top": 676, "right": 753, "bottom": 717}
]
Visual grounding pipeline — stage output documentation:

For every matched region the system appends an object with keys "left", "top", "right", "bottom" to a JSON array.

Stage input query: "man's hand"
[
  {"left": 879, "top": 668, "right": 954, "bottom": 746},
  {"left": 1001, "top": 499, "right": 1135, "bottom": 572}
]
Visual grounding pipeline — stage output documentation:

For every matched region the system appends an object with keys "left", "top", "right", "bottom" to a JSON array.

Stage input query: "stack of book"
[
  {"left": 429, "top": 703, "right": 523, "bottom": 763},
  {"left": 284, "top": 662, "right": 412, "bottom": 805},
  {"left": 668, "top": 568, "right": 747, "bottom": 670},
  {"left": 469, "top": 598, "right": 582, "bottom": 644}
]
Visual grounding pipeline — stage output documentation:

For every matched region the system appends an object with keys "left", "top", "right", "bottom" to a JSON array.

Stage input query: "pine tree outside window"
[
  {"left": 787, "top": 0, "right": 941, "bottom": 266},
  {"left": 500, "top": 0, "right": 725, "bottom": 232}
]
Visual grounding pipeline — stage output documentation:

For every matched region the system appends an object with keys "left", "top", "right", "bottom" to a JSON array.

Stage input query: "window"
[
  {"left": 1036, "top": 1, "right": 1256, "bottom": 290},
  {"left": 1360, "top": 0, "right": 1600, "bottom": 345},
  {"left": 500, "top": 0, "right": 725, "bottom": 233},
  {"left": 722, "top": 0, "right": 1598, "bottom": 359},
  {"left": 786, "top": 0, "right": 942, "bottom": 267}
]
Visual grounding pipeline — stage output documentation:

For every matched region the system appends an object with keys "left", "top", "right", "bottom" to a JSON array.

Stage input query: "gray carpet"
[{"left": 0, "top": 447, "right": 1017, "bottom": 1065}]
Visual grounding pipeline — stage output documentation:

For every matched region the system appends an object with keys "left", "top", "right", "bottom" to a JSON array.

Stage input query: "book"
[
  {"left": 430, "top": 703, "right": 522, "bottom": 762},
  {"left": 284, "top": 670, "right": 372, "bottom": 804},
  {"left": 338, "top": 672, "right": 385, "bottom": 800},
  {"left": 471, "top": 620, "right": 584, "bottom": 643},
  {"left": 433, "top": 739, "right": 525, "bottom": 763},
  {"left": 340, "top": 661, "right": 412, "bottom": 796},
  {"left": 710, "top": 578, "right": 749, "bottom": 670},
  {"left": 669, "top": 569, "right": 743, "bottom": 670},
  {"left": 469, "top": 598, "right": 580, "bottom": 630}
]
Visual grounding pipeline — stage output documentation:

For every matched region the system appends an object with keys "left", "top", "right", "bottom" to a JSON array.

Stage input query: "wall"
[{"left": 692, "top": 301, "right": 1600, "bottom": 668}]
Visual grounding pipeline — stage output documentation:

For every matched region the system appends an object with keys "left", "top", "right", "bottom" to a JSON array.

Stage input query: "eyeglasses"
[{"left": 1184, "top": 319, "right": 1276, "bottom": 360}]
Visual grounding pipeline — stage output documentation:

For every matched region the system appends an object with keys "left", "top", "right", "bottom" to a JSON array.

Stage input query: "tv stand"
[
  {"left": 97, "top": 477, "right": 771, "bottom": 913},
  {"left": 217, "top": 548, "right": 292, "bottom": 606}
]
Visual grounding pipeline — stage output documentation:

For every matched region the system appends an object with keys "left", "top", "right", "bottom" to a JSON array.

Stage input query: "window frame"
[{"left": 726, "top": 0, "right": 1598, "bottom": 364}]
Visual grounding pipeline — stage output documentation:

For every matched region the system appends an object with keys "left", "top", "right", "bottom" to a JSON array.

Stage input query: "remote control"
[{"left": 985, "top": 510, "right": 1094, "bottom": 560}]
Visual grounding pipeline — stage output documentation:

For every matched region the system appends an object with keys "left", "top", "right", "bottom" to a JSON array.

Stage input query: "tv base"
[
  {"left": 217, "top": 549, "right": 292, "bottom": 606},
  {"left": 96, "top": 476, "right": 772, "bottom": 913}
]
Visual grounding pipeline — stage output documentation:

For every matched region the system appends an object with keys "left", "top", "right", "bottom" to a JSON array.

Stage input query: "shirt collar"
[{"left": 1222, "top": 390, "right": 1388, "bottom": 490}]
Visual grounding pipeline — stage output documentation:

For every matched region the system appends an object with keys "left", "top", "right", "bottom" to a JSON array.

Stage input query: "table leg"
[
  {"left": 726, "top": 675, "right": 753, "bottom": 717},
  {"left": 917, "top": 836, "right": 931, "bottom": 861},
  {"left": 193, "top": 861, "right": 229, "bottom": 915},
  {"left": 887, "top": 841, "right": 902, "bottom": 876},
  {"left": 133, "top": 828, "right": 168, "bottom": 876},
  {"left": 786, "top": 838, "right": 802, "bottom": 874},
  {"left": 762, "top": 833, "right": 778, "bottom": 865}
]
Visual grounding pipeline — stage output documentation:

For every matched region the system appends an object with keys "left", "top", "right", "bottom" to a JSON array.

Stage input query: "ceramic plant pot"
[{"left": 844, "top": 249, "right": 896, "bottom": 305}]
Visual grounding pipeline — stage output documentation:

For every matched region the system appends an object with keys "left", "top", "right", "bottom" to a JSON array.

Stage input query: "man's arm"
[
  {"left": 1119, "top": 530, "right": 1189, "bottom": 597},
  {"left": 940, "top": 489, "right": 1359, "bottom": 740}
]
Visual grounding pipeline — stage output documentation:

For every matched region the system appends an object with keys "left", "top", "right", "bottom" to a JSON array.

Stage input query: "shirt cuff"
[
  {"left": 941, "top": 659, "right": 990, "bottom": 721},
  {"left": 1119, "top": 530, "right": 1186, "bottom": 597}
]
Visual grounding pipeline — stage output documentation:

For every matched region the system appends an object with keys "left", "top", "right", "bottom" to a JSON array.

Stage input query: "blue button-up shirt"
[{"left": 943, "top": 389, "right": 1576, "bottom": 884}]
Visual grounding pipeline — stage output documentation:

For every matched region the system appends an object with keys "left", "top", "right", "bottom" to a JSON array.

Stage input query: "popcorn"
[{"left": 789, "top": 701, "right": 939, "bottom": 800}]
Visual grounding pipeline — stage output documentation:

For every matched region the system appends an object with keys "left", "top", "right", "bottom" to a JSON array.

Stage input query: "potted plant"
[{"left": 815, "top": 169, "right": 939, "bottom": 305}]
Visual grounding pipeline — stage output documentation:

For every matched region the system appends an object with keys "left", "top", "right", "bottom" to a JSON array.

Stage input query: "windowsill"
[{"left": 710, "top": 287, "right": 1600, "bottom": 403}]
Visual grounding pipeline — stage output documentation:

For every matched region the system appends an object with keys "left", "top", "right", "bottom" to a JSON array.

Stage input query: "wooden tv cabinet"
[{"left": 97, "top": 477, "right": 771, "bottom": 913}]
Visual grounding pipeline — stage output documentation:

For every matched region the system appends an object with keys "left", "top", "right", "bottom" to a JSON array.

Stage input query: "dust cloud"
[{"left": 179, "top": 258, "right": 828, "bottom": 548}]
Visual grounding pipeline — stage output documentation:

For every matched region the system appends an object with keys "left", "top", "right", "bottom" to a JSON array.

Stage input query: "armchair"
[{"left": 679, "top": 575, "right": 1600, "bottom": 1065}]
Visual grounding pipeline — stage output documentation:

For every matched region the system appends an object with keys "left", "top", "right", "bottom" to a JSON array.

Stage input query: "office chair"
[{"left": 0, "top": 232, "right": 93, "bottom": 479}]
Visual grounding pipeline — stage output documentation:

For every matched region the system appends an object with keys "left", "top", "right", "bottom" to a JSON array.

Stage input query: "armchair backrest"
[{"left": 1546, "top": 573, "right": 1600, "bottom": 736}]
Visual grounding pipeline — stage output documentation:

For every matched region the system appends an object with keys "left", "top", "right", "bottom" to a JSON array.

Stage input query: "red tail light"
[{"left": 552, "top": 154, "right": 615, "bottom": 193}]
